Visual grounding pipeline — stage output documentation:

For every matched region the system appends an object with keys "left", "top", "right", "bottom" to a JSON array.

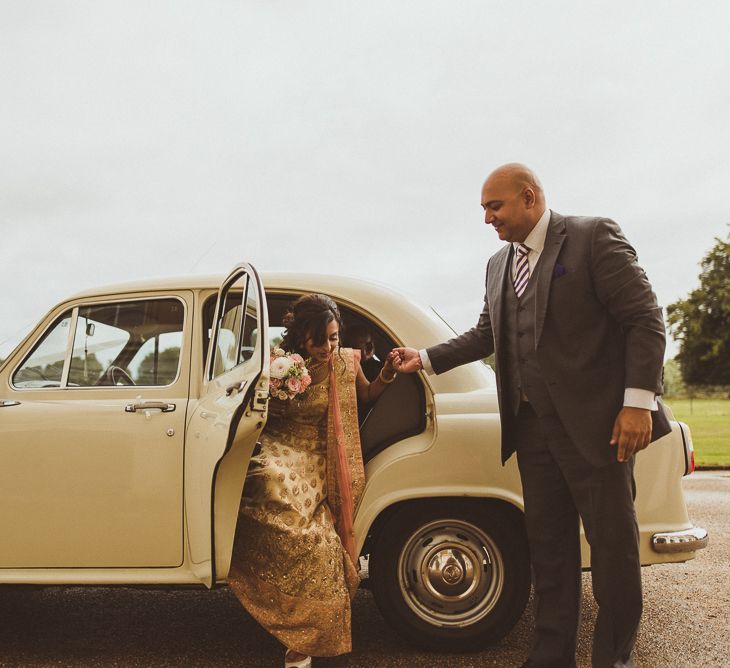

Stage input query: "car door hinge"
[{"left": 251, "top": 389, "right": 268, "bottom": 412}]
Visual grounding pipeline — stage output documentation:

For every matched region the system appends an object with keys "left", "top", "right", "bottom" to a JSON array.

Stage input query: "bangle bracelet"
[{"left": 379, "top": 368, "right": 396, "bottom": 384}]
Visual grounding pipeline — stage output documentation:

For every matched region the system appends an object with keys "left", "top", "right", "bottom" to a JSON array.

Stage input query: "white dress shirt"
[{"left": 419, "top": 208, "right": 657, "bottom": 411}]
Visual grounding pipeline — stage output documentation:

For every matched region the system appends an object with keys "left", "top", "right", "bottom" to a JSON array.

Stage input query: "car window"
[
  {"left": 127, "top": 330, "right": 183, "bottom": 386},
  {"left": 211, "top": 274, "right": 260, "bottom": 378},
  {"left": 68, "top": 310, "right": 131, "bottom": 385},
  {"left": 13, "top": 298, "right": 186, "bottom": 389},
  {"left": 269, "top": 326, "right": 285, "bottom": 348},
  {"left": 12, "top": 313, "right": 73, "bottom": 388},
  {"left": 69, "top": 299, "right": 185, "bottom": 387}
]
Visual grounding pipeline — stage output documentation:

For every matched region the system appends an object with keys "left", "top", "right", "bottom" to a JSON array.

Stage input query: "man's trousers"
[{"left": 514, "top": 403, "right": 641, "bottom": 668}]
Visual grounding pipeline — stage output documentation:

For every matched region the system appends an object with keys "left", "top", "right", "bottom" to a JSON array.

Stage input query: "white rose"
[
  {"left": 272, "top": 347, "right": 286, "bottom": 357},
  {"left": 277, "top": 390, "right": 289, "bottom": 401},
  {"left": 270, "top": 356, "right": 293, "bottom": 379}
]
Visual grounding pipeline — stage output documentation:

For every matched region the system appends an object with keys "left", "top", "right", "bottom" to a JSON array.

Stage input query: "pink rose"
[
  {"left": 270, "top": 378, "right": 281, "bottom": 389},
  {"left": 290, "top": 353, "right": 304, "bottom": 365},
  {"left": 286, "top": 377, "right": 302, "bottom": 394},
  {"left": 300, "top": 374, "right": 312, "bottom": 390}
]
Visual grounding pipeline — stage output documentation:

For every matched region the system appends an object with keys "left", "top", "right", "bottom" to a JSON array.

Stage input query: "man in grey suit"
[{"left": 394, "top": 164, "right": 670, "bottom": 668}]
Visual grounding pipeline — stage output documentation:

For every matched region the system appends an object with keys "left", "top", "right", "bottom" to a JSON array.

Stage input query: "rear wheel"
[{"left": 369, "top": 500, "right": 530, "bottom": 651}]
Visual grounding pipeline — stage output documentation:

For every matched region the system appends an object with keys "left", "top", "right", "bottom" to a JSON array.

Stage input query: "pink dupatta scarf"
[{"left": 326, "top": 348, "right": 365, "bottom": 570}]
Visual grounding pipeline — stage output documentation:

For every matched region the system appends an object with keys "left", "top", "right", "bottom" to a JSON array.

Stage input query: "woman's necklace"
[{"left": 306, "top": 357, "right": 329, "bottom": 373}]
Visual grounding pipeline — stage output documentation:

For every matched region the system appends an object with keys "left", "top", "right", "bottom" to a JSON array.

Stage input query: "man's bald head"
[
  {"left": 481, "top": 163, "right": 547, "bottom": 243},
  {"left": 484, "top": 163, "right": 545, "bottom": 205}
]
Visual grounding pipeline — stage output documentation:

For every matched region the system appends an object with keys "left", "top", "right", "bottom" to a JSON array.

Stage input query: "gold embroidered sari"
[{"left": 227, "top": 347, "right": 364, "bottom": 657}]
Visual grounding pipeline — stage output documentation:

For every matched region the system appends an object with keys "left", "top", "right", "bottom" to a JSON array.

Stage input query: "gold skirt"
[{"left": 228, "top": 405, "right": 359, "bottom": 656}]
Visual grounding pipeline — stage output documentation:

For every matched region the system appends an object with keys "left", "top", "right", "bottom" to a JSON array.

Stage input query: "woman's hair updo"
[{"left": 280, "top": 293, "right": 344, "bottom": 356}]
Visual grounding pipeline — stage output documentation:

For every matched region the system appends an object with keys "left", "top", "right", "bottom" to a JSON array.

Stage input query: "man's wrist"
[
  {"left": 623, "top": 388, "right": 658, "bottom": 411},
  {"left": 418, "top": 349, "right": 434, "bottom": 374}
]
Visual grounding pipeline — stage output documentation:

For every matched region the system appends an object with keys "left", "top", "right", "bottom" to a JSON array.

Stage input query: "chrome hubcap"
[{"left": 398, "top": 518, "right": 504, "bottom": 627}]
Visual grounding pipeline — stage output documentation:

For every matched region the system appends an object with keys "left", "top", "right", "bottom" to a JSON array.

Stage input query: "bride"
[{"left": 227, "top": 293, "right": 397, "bottom": 667}]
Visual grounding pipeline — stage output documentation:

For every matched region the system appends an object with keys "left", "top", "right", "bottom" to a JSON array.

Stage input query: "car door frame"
[{"left": 184, "top": 263, "right": 269, "bottom": 587}]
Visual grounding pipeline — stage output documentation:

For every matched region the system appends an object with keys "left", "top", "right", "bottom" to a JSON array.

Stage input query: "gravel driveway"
[{"left": 0, "top": 472, "right": 726, "bottom": 667}]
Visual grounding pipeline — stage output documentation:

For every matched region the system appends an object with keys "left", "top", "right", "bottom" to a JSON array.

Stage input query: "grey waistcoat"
[{"left": 502, "top": 260, "right": 556, "bottom": 418}]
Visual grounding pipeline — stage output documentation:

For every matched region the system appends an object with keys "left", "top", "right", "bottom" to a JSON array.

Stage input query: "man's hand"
[
  {"left": 391, "top": 347, "right": 422, "bottom": 374},
  {"left": 610, "top": 406, "right": 653, "bottom": 462}
]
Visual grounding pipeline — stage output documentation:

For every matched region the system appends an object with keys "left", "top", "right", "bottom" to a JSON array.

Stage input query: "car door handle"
[
  {"left": 0, "top": 400, "right": 20, "bottom": 408},
  {"left": 226, "top": 380, "right": 247, "bottom": 396},
  {"left": 124, "top": 401, "right": 176, "bottom": 413}
]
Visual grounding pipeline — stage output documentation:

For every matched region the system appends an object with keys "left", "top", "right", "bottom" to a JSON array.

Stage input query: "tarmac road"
[{"left": 0, "top": 471, "right": 727, "bottom": 668}]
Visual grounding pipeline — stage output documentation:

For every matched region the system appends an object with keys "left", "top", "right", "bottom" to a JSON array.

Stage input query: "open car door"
[{"left": 185, "top": 263, "right": 269, "bottom": 587}]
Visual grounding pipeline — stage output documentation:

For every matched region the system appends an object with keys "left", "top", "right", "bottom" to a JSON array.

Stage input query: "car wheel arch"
[{"left": 360, "top": 495, "right": 526, "bottom": 559}]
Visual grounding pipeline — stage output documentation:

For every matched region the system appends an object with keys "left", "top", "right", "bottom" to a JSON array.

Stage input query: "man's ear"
[{"left": 523, "top": 186, "right": 536, "bottom": 208}]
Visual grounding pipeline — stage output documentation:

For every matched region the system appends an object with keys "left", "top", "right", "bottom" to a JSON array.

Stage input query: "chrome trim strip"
[
  {"left": 678, "top": 421, "right": 693, "bottom": 476},
  {"left": 652, "top": 527, "right": 708, "bottom": 553},
  {"left": 60, "top": 306, "right": 79, "bottom": 389}
]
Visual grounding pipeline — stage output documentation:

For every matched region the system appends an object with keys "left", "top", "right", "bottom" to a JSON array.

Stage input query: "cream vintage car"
[{"left": 0, "top": 264, "right": 708, "bottom": 650}]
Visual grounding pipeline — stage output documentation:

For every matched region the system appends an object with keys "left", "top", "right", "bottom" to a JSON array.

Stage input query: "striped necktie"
[{"left": 513, "top": 243, "right": 530, "bottom": 298}]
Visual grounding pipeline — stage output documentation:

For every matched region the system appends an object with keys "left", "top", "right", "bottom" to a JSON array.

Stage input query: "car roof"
[
  {"left": 16, "top": 271, "right": 495, "bottom": 394},
  {"left": 67, "top": 271, "right": 416, "bottom": 305}
]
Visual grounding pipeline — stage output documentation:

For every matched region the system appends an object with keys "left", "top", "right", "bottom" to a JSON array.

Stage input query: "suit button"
[{"left": 517, "top": 331, "right": 525, "bottom": 337}]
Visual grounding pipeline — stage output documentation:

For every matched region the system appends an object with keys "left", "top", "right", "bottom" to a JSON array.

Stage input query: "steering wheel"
[{"left": 106, "top": 365, "right": 136, "bottom": 386}]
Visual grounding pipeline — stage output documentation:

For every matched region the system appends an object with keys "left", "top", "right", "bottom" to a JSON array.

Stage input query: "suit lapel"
[
  {"left": 534, "top": 212, "right": 566, "bottom": 348},
  {"left": 488, "top": 244, "right": 511, "bottom": 351}
]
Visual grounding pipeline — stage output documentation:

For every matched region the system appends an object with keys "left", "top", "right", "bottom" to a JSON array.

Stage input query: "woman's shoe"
[{"left": 284, "top": 648, "right": 312, "bottom": 668}]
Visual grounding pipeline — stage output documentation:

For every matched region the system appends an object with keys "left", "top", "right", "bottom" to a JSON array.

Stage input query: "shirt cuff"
[
  {"left": 419, "top": 349, "right": 435, "bottom": 375},
  {"left": 623, "top": 388, "right": 658, "bottom": 411}
]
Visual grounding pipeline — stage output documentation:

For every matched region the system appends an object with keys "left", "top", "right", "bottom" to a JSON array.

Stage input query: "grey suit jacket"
[{"left": 427, "top": 211, "right": 670, "bottom": 466}]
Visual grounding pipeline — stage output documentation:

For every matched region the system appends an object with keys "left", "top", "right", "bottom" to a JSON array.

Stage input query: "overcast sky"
[{"left": 2, "top": 1, "right": 729, "bottom": 360}]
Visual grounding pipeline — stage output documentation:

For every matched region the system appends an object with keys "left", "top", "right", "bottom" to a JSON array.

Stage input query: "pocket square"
[{"left": 553, "top": 263, "right": 568, "bottom": 278}]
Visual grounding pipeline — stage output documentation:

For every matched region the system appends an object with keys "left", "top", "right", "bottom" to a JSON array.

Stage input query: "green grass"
[{"left": 664, "top": 398, "right": 730, "bottom": 467}]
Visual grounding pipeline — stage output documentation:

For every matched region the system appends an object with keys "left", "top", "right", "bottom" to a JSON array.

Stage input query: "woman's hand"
[
  {"left": 380, "top": 351, "right": 398, "bottom": 382},
  {"left": 268, "top": 396, "right": 288, "bottom": 419}
]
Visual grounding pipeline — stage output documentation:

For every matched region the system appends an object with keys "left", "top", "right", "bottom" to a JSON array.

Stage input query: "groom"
[{"left": 394, "top": 164, "right": 669, "bottom": 668}]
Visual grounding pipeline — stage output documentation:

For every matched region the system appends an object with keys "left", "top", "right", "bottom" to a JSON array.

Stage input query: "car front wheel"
[{"left": 369, "top": 500, "right": 530, "bottom": 651}]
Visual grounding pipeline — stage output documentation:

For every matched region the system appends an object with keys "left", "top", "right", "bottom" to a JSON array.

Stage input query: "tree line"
[{"left": 667, "top": 227, "right": 730, "bottom": 397}]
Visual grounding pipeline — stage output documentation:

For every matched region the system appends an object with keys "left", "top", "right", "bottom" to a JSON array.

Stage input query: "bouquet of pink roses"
[{"left": 269, "top": 347, "right": 312, "bottom": 400}]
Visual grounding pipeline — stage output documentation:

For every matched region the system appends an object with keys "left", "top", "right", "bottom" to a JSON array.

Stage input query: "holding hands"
[
  {"left": 390, "top": 347, "right": 423, "bottom": 374},
  {"left": 380, "top": 350, "right": 400, "bottom": 382}
]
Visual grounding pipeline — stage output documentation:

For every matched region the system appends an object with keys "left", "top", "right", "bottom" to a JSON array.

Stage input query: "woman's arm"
[{"left": 355, "top": 352, "right": 397, "bottom": 404}]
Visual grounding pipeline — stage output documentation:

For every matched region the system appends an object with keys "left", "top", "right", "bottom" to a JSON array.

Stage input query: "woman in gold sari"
[{"left": 228, "top": 293, "right": 397, "bottom": 667}]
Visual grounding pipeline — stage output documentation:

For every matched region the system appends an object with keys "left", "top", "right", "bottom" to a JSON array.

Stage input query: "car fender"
[{"left": 355, "top": 392, "right": 524, "bottom": 554}]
